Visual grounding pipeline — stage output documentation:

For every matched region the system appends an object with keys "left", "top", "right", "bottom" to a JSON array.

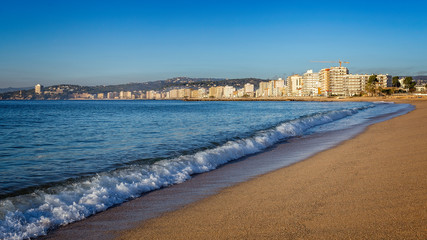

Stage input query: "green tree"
[
  {"left": 403, "top": 77, "right": 416, "bottom": 92},
  {"left": 365, "top": 75, "right": 379, "bottom": 96},
  {"left": 392, "top": 76, "right": 401, "bottom": 88}
]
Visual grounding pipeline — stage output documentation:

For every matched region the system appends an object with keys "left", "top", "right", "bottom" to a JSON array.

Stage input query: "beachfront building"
[
  {"left": 329, "top": 67, "right": 349, "bottom": 96},
  {"left": 146, "top": 90, "right": 156, "bottom": 99},
  {"left": 317, "top": 67, "right": 391, "bottom": 96},
  {"left": 178, "top": 89, "right": 185, "bottom": 98},
  {"left": 97, "top": 93, "right": 104, "bottom": 99},
  {"left": 184, "top": 89, "right": 192, "bottom": 98},
  {"left": 302, "top": 70, "right": 320, "bottom": 96},
  {"left": 35, "top": 84, "right": 43, "bottom": 94},
  {"left": 236, "top": 88, "right": 245, "bottom": 97},
  {"left": 72, "top": 93, "right": 95, "bottom": 99},
  {"left": 209, "top": 86, "right": 225, "bottom": 98},
  {"left": 319, "top": 68, "right": 330, "bottom": 96},
  {"left": 244, "top": 83, "right": 255, "bottom": 97},
  {"left": 377, "top": 74, "right": 392, "bottom": 88},
  {"left": 256, "top": 81, "right": 269, "bottom": 97},
  {"left": 269, "top": 79, "right": 285, "bottom": 97},
  {"left": 119, "top": 91, "right": 132, "bottom": 99},
  {"left": 345, "top": 74, "right": 370, "bottom": 96},
  {"left": 287, "top": 74, "right": 303, "bottom": 96},
  {"left": 106, "top": 92, "right": 118, "bottom": 99},
  {"left": 198, "top": 88, "right": 207, "bottom": 98},
  {"left": 169, "top": 89, "right": 178, "bottom": 99},
  {"left": 190, "top": 89, "right": 199, "bottom": 98},
  {"left": 223, "top": 86, "right": 236, "bottom": 98}
]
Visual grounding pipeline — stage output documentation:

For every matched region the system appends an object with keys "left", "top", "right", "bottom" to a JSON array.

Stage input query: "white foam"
[{"left": 0, "top": 105, "right": 372, "bottom": 240}]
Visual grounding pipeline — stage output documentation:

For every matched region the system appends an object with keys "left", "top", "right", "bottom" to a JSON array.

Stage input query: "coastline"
[{"left": 119, "top": 99, "right": 427, "bottom": 239}]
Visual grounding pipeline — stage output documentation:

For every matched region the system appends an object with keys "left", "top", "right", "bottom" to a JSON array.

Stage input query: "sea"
[{"left": 0, "top": 100, "right": 413, "bottom": 239}]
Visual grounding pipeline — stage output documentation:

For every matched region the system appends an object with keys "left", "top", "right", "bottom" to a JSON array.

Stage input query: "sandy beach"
[{"left": 119, "top": 99, "right": 427, "bottom": 239}]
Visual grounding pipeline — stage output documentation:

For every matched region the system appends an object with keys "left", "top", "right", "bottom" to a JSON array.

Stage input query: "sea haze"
[{"left": 0, "top": 100, "right": 412, "bottom": 239}]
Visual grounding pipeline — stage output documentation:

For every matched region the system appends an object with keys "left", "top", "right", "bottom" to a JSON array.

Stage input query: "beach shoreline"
[{"left": 118, "top": 98, "right": 427, "bottom": 239}]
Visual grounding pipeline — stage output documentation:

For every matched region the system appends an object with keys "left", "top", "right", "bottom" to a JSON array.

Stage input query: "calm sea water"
[{"left": 0, "top": 100, "right": 412, "bottom": 239}]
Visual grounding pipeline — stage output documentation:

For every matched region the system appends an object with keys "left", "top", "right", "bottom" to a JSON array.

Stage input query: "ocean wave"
[{"left": 0, "top": 105, "right": 372, "bottom": 240}]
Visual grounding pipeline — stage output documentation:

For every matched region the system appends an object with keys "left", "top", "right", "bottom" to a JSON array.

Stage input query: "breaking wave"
[{"left": 0, "top": 105, "right": 372, "bottom": 240}]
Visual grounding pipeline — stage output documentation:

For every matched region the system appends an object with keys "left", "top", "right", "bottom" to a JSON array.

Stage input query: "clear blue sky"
[{"left": 1, "top": 0, "right": 426, "bottom": 88}]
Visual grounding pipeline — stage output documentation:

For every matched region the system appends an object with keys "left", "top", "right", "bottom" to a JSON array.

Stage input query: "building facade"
[{"left": 302, "top": 70, "right": 320, "bottom": 96}]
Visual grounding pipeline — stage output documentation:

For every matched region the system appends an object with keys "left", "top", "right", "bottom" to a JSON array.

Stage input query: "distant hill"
[
  {"left": 0, "top": 77, "right": 268, "bottom": 100},
  {"left": 412, "top": 75, "right": 427, "bottom": 80},
  {"left": 0, "top": 87, "right": 32, "bottom": 93}
]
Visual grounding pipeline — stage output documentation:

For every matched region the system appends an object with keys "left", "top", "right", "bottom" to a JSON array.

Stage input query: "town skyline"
[
  {"left": 3, "top": 65, "right": 426, "bottom": 100},
  {"left": 1, "top": 1, "right": 426, "bottom": 88}
]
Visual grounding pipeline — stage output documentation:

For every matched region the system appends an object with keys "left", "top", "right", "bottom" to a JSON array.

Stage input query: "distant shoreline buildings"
[
  {"left": 3, "top": 65, "right": 425, "bottom": 100},
  {"left": 96, "top": 66, "right": 394, "bottom": 100}
]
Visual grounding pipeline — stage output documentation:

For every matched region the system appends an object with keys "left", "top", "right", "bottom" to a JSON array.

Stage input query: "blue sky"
[{"left": 0, "top": 0, "right": 426, "bottom": 88}]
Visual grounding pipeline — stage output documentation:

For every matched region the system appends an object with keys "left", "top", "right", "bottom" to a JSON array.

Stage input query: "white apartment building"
[
  {"left": 223, "top": 85, "right": 236, "bottom": 98},
  {"left": 319, "top": 68, "right": 391, "bottom": 96},
  {"left": 345, "top": 74, "right": 370, "bottom": 96},
  {"left": 329, "top": 67, "right": 349, "bottom": 96},
  {"left": 270, "top": 79, "right": 285, "bottom": 97},
  {"left": 287, "top": 74, "right": 303, "bottom": 96},
  {"left": 119, "top": 91, "right": 132, "bottom": 99},
  {"left": 302, "top": 70, "right": 320, "bottom": 96},
  {"left": 244, "top": 83, "right": 255, "bottom": 97}
]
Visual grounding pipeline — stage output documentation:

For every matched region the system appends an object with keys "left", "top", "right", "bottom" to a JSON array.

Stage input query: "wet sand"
[{"left": 119, "top": 99, "right": 427, "bottom": 239}]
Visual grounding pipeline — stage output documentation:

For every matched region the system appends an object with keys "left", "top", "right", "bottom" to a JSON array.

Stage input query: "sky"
[{"left": 0, "top": 0, "right": 426, "bottom": 88}]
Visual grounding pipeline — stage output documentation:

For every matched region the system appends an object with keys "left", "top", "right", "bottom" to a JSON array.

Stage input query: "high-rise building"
[
  {"left": 329, "top": 67, "right": 349, "bottom": 96},
  {"left": 257, "top": 81, "right": 269, "bottom": 97},
  {"left": 244, "top": 83, "right": 254, "bottom": 97},
  {"left": 345, "top": 74, "right": 369, "bottom": 96},
  {"left": 319, "top": 68, "right": 331, "bottom": 96},
  {"left": 223, "top": 86, "right": 235, "bottom": 98},
  {"left": 215, "top": 86, "right": 224, "bottom": 98},
  {"left": 302, "top": 70, "right": 320, "bottom": 96},
  {"left": 209, "top": 86, "right": 224, "bottom": 98},
  {"left": 287, "top": 74, "right": 303, "bottom": 96}
]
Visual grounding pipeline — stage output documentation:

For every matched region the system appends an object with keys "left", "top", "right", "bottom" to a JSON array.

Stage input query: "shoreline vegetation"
[{"left": 117, "top": 98, "right": 427, "bottom": 239}]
